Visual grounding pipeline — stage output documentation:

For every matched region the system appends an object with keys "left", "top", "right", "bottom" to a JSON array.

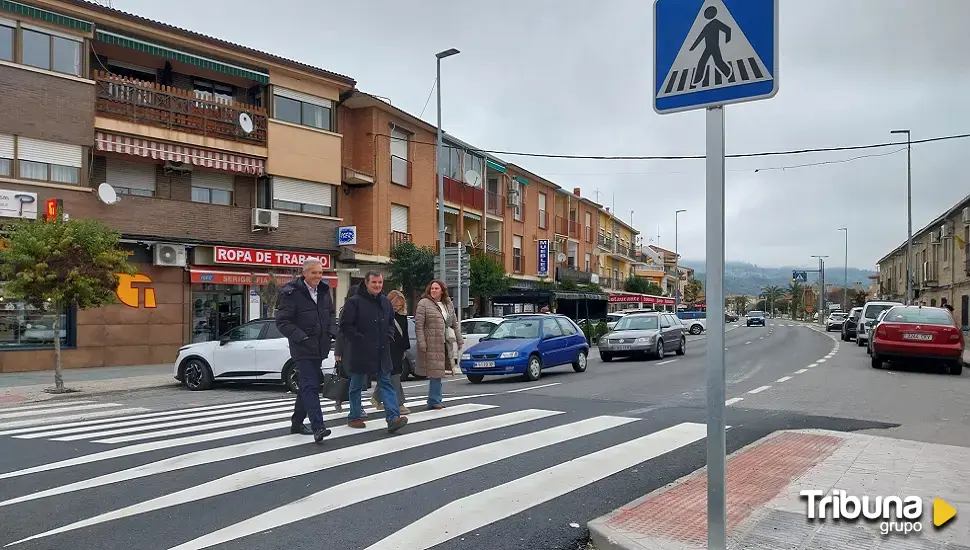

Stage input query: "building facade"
[{"left": 597, "top": 208, "right": 639, "bottom": 291}]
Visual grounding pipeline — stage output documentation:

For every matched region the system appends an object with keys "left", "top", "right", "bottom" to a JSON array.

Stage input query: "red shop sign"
[
  {"left": 190, "top": 269, "right": 337, "bottom": 287},
  {"left": 213, "top": 246, "right": 331, "bottom": 269},
  {"left": 608, "top": 294, "right": 672, "bottom": 305}
]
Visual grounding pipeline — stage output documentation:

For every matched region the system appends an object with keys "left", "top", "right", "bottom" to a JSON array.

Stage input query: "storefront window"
[
  {"left": 191, "top": 284, "right": 247, "bottom": 343},
  {"left": 0, "top": 285, "right": 74, "bottom": 349}
]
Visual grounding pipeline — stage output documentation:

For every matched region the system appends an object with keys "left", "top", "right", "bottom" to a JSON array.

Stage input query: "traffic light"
[{"left": 44, "top": 198, "right": 62, "bottom": 222}]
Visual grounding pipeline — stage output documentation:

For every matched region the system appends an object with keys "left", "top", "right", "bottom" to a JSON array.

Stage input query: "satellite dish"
[
  {"left": 463, "top": 170, "right": 481, "bottom": 187},
  {"left": 97, "top": 183, "right": 119, "bottom": 205},
  {"left": 238, "top": 112, "right": 254, "bottom": 135},
  {"left": 557, "top": 252, "right": 567, "bottom": 263}
]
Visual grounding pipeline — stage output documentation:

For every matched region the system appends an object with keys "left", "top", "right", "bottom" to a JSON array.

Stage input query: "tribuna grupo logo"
[{"left": 800, "top": 489, "right": 924, "bottom": 535}]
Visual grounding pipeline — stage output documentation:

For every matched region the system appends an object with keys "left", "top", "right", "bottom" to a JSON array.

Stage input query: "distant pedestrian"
[
  {"left": 339, "top": 271, "right": 408, "bottom": 433},
  {"left": 372, "top": 289, "right": 410, "bottom": 415},
  {"left": 414, "top": 280, "right": 461, "bottom": 410},
  {"left": 275, "top": 258, "right": 335, "bottom": 443}
]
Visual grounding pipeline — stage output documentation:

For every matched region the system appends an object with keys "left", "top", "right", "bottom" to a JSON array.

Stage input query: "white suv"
[{"left": 856, "top": 300, "right": 903, "bottom": 347}]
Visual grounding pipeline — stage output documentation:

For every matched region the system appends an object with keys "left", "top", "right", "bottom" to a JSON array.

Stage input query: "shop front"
[{"left": 608, "top": 293, "right": 676, "bottom": 312}]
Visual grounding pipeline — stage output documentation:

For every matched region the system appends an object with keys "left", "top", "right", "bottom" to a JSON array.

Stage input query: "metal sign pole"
[
  {"left": 706, "top": 105, "right": 727, "bottom": 550},
  {"left": 456, "top": 243, "right": 463, "bottom": 325}
]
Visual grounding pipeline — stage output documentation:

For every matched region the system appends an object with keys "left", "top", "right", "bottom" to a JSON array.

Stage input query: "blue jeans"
[
  {"left": 349, "top": 372, "right": 399, "bottom": 423},
  {"left": 427, "top": 377, "right": 443, "bottom": 407}
]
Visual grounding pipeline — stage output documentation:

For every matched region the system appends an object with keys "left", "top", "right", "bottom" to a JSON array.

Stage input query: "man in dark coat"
[
  {"left": 339, "top": 271, "right": 408, "bottom": 433},
  {"left": 275, "top": 258, "right": 336, "bottom": 443}
]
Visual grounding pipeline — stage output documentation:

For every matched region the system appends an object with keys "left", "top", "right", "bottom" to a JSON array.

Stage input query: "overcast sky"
[{"left": 110, "top": 0, "right": 970, "bottom": 270}]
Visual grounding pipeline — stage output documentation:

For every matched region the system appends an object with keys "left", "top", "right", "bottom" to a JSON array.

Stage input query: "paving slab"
[{"left": 0, "top": 364, "right": 176, "bottom": 405}]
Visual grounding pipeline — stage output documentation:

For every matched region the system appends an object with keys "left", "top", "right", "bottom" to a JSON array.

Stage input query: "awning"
[
  {"left": 440, "top": 205, "right": 460, "bottom": 216},
  {"left": 189, "top": 267, "right": 337, "bottom": 287},
  {"left": 486, "top": 159, "right": 506, "bottom": 173},
  {"left": 96, "top": 131, "right": 265, "bottom": 175},
  {"left": 462, "top": 211, "right": 482, "bottom": 221}
]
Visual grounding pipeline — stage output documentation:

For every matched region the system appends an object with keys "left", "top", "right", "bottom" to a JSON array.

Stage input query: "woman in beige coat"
[{"left": 414, "top": 279, "right": 461, "bottom": 409}]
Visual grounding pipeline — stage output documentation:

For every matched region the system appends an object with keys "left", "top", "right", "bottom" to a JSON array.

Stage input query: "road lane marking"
[
  {"left": 0, "top": 401, "right": 96, "bottom": 413},
  {"left": 656, "top": 359, "right": 678, "bottom": 365},
  {"left": 504, "top": 383, "right": 561, "bottom": 393},
  {"left": 816, "top": 359, "right": 826, "bottom": 363},
  {"left": 725, "top": 397, "right": 744, "bottom": 406},
  {"left": 795, "top": 369, "right": 808, "bottom": 374},
  {"left": 748, "top": 385, "right": 771, "bottom": 394},
  {"left": 806, "top": 363, "right": 818, "bottom": 368},
  {"left": 775, "top": 376, "right": 792, "bottom": 382},
  {"left": 759, "top": 337, "right": 764, "bottom": 340},
  {"left": 745, "top": 341, "right": 752, "bottom": 345},
  {"left": 0, "top": 403, "right": 124, "bottom": 420},
  {"left": 0, "top": 408, "right": 152, "bottom": 431}
]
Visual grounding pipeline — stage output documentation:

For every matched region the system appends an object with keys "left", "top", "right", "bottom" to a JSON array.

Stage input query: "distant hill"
[{"left": 680, "top": 260, "right": 876, "bottom": 296}]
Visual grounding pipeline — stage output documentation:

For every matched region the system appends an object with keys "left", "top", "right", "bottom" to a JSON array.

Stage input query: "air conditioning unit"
[
  {"left": 941, "top": 224, "right": 950, "bottom": 238},
  {"left": 506, "top": 190, "right": 518, "bottom": 207},
  {"left": 153, "top": 243, "right": 186, "bottom": 267},
  {"left": 252, "top": 208, "right": 279, "bottom": 230},
  {"left": 963, "top": 207, "right": 970, "bottom": 225},
  {"left": 931, "top": 231, "right": 940, "bottom": 244}
]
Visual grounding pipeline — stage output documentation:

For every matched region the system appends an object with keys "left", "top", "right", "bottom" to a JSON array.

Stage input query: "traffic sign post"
[
  {"left": 792, "top": 270, "right": 808, "bottom": 282},
  {"left": 434, "top": 244, "right": 471, "bottom": 318},
  {"left": 653, "top": 1, "right": 778, "bottom": 548}
]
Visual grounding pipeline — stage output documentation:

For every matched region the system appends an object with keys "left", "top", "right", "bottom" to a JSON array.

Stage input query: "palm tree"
[
  {"left": 733, "top": 295, "right": 750, "bottom": 316},
  {"left": 761, "top": 285, "right": 782, "bottom": 316},
  {"left": 787, "top": 281, "right": 803, "bottom": 320}
]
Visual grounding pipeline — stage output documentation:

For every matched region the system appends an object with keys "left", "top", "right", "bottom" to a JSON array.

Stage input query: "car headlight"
[
  {"left": 499, "top": 351, "right": 519, "bottom": 359},
  {"left": 461, "top": 353, "right": 471, "bottom": 360},
  {"left": 635, "top": 337, "right": 653, "bottom": 343}
]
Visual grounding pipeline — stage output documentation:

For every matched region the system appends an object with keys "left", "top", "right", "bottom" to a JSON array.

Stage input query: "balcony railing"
[
  {"left": 486, "top": 192, "right": 506, "bottom": 217},
  {"left": 568, "top": 220, "right": 580, "bottom": 239},
  {"left": 556, "top": 267, "right": 593, "bottom": 284},
  {"left": 440, "top": 176, "right": 484, "bottom": 211},
  {"left": 390, "top": 231, "right": 412, "bottom": 249},
  {"left": 94, "top": 71, "right": 267, "bottom": 145},
  {"left": 555, "top": 216, "right": 568, "bottom": 235},
  {"left": 598, "top": 233, "right": 613, "bottom": 249},
  {"left": 391, "top": 156, "right": 410, "bottom": 186}
]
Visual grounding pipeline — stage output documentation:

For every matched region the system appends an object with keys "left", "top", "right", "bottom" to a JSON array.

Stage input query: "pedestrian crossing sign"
[{"left": 654, "top": 0, "right": 778, "bottom": 114}]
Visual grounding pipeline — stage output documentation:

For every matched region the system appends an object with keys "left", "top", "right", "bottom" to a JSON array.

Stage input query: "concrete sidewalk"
[
  {"left": 0, "top": 364, "right": 176, "bottom": 404},
  {"left": 589, "top": 429, "right": 969, "bottom": 550}
]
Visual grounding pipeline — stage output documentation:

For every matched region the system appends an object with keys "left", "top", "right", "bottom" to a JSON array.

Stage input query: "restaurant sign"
[
  {"left": 213, "top": 246, "right": 331, "bottom": 269},
  {"left": 608, "top": 294, "right": 675, "bottom": 306}
]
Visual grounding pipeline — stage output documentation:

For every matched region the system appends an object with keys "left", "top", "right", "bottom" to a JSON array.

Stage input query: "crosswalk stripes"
[{"left": 1, "top": 395, "right": 710, "bottom": 550}]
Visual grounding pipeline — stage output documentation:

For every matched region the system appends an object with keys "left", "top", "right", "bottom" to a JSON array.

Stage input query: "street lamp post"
[
  {"left": 674, "top": 209, "right": 686, "bottom": 311},
  {"left": 891, "top": 129, "right": 912, "bottom": 304},
  {"left": 838, "top": 227, "right": 848, "bottom": 309},
  {"left": 436, "top": 48, "right": 460, "bottom": 282}
]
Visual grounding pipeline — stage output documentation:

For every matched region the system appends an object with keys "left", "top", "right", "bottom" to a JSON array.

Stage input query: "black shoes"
[
  {"left": 290, "top": 424, "right": 312, "bottom": 435},
  {"left": 313, "top": 428, "right": 331, "bottom": 443}
]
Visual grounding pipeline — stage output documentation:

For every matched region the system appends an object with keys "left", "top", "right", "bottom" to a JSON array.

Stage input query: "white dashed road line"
[
  {"left": 656, "top": 359, "right": 678, "bottom": 366},
  {"left": 775, "top": 376, "right": 792, "bottom": 383},
  {"left": 748, "top": 385, "right": 771, "bottom": 394},
  {"left": 725, "top": 397, "right": 744, "bottom": 406},
  {"left": 795, "top": 368, "right": 808, "bottom": 374},
  {"left": 745, "top": 341, "right": 752, "bottom": 345}
]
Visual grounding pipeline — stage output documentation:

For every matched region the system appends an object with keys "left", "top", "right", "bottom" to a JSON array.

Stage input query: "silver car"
[{"left": 598, "top": 312, "right": 686, "bottom": 361}]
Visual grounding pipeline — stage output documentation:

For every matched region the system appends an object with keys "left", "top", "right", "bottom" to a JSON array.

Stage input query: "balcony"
[
  {"left": 556, "top": 267, "right": 594, "bottom": 284},
  {"left": 391, "top": 155, "right": 411, "bottom": 186},
  {"left": 390, "top": 231, "right": 412, "bottom": 249},
  {"left": 555, "top": 216, "right": 568, "bottom": 236},
  {"left": 94, "top": 71, "right": 267, "bottom": 145},
  {"left": 486, "top": 192, "right": 506, "bottom": 217},
  {"left": 598, "top": 233, "right": 613, "bottom": 250},
  {"left": 440, "top": 176, "right": 484, "bottom": 211},
  {"left": 568, "top": 220, "right": 580, "bottom": 239}
]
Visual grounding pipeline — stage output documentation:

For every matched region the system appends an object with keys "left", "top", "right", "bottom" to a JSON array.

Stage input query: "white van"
[{"left": 856, "top": 300, "right": 903, "bottom": 347}]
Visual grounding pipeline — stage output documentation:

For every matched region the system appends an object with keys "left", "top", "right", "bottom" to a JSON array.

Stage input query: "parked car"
[
  {"left": 459, "top": 314, "right": 589, "bottom": 383},
  {"left": 841, "top": 307, "right": 863, "bottom": 341},
  {"left": 870, "top": 305, "right": 965, "bottom": 375},
  {"left": 856, "top": 301, "right": 903, "bottom": 348},
  {"left": 598, "top": 311, "right": 686, "bottom": 361},
  {"left": 676, "top": 312, "right": 706, "bottom": 335},
  {"left": 460, "top": 317, "right": 504, "bottom": 348},
  {"left": 866, "top": 309, "right": 892, "bottom": 355},
  {"left": 746, "top": 310, "right": 766, "bottom": 327},
  {"left": 825, "top": 311, "right": 848, "bottom": 332},
  {"left": 174, "top": 319, "right": 335, "bottom": 392}
]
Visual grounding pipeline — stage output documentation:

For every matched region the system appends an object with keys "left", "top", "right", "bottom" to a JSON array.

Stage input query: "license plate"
[
  {"left": 903, "top": 333, "right": 933, "bottom": 341},
  {"left": 474, "top": 361, "right": 495, "bottom": 368},
  {"left": 614, "top": 345, "right": 631, "bottom": 350}
]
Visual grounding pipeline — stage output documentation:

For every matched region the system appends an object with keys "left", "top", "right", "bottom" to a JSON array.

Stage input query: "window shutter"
[
  {"left": 0, "top": 134, "right": 13, "bottom": 159},
  {"left": 105, "top": 157, "right": 156, "bottom": 191},
  {"left": 390, "top": 204, "right": 409, "bottom": 232},
  {"left": 192, "top": 170, "right": 235, "bottom": 191},
  {"left": 513, "top": 236, "right": 522, "bottom": 250},
  {"left": 273, "top": 87, "right": 333, "bottom": 108},
  {"left": 272, "top": 176, "right": 333, "bottom": 207},
  {"left": 390, "top": 127, "right": 408, "bottom": 158},
  {"left": 17, "top": 137, "right": 82, "bottom": 167}
]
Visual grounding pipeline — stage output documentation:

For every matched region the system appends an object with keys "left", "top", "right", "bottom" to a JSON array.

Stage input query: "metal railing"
[
  {"left": 390, "top": 231, "right": 412, "bottom": 249},
  {"left": 486, "top": 192, "right": 505, "bottom": 217}
]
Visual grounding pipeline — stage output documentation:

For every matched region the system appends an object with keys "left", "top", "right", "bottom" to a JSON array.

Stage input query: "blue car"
[{"left": 459, "top": 314, "right": 589, "bottom": 383}]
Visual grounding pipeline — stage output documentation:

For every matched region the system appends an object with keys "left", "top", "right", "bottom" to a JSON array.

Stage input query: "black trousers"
[{"left": 291, "top": 358, "right": 326, "bottom": 431}]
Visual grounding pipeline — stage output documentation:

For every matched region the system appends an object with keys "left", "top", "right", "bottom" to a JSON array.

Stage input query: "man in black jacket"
[
  {"left": 275, "top": 258, "right": 336, "bottom": 443},
  {"left": 339, "top": 271, "right": 408, "bottom": 433}
]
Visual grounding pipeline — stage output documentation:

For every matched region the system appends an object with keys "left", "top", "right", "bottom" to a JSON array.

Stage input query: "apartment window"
[
  {"left": 585, "top": 253, "right": 591, "bottom": 272},
  {"left": 191, "top": 171, "right": 234, "bottom": 206},
  {"left": 20, "top": 26, "right": 81, "bottom": 76},
  {"left": 538, "top": 192, "right": 547, "bottom": 229},
  {"left": 273, "top": 87, "right": 333, "bottom": 132},
  {"left": 585, "top": 211, "right": 593, "bottom": 242},
  {"left": 390, "top": 126, "right": 410, "bottom": 186},
  {"left": 5, "top": 135, "right": 83, "bottom": 184},
  {"left": 193, "top": 79, "right": 234, "bottom": 105},
  {"left": 272, "top": 176, "right": 336, "bottom": 217},
  {"left": 513, "top": 235, "right": 523, "bottom": 273},
  {"left": 0, "top": 21, "right": 12, "bottom": 62},
  {"left": 463, "top": 153, "right": 484, "bottom": 184},
  {"left": 105, "top": 157, "right": 156, "bottom": 197},
  {"left": 0, "top": 284, "right": 74, "bottom": 350},
  {"left": 391, "top": 203, "right": 409, "bottom": 233}
]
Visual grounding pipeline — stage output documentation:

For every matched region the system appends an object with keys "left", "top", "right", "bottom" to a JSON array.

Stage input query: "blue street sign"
[
  {"left": 654, "top": 0, "right": 778, "bottom": 114},
  {"left": 537, "top": 239, "right": 549, "bottom": 277},
  {"left": 792, "top": 271, "right": 807, "bottom": 282}
]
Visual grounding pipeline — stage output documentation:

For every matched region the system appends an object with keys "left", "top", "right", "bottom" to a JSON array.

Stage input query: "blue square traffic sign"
[{"left": 654, "top": 0, "right": 778, "bottom": 114}]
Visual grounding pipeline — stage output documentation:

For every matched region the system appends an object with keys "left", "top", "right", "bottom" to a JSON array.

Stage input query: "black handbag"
[{"left": 321, "top": 372, "right": 349, "bottom": 401}]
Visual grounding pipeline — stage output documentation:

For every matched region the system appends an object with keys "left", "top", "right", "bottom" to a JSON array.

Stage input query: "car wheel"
[
  {"left": 183, "top": 358, "right": 214, "bottom": 391},
  {"left": 945, "top": 362, "right": 964, "bottom": 376},
  {"left": 282, "top": 362, "right": 300, "bottom": 393},
  {"left": 523, "top": 354, "right": 542, "bottom": 381},
  {"left": 466, "top": 374, "right": 485, "bottom": 383},
  {"left": 572, "top": 349, "right": 588, "bottom": 372},
  {"left": 676, "top": 337, "right": 686, "bottom": 355},
  {"left": 871, "top": 354, "right": 882, "bottom": 369},
  {"left": 600, "top": 352, "right": 613, "bottom": 362},
  {"left": 857, "top": 337, "right": 865, "bottom": 347},
  {"left": 655, "top": 339, "right": 664, "bottom": 359},
  {"left": 689, "top": 324, "right": 702, "bottom": 335}
]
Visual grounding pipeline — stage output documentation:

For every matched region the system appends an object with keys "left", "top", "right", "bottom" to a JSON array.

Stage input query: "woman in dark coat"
[{"left": 373, "top": 290, "right": 410, "bottom": 414}]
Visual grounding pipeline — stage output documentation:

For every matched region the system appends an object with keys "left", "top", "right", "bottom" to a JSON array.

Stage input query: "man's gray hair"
[
  {"left": 302, "top": 257, "right": 324, "bottom": 271},
  {"left": 364, "top": 270, "right": 384, "bottom": 281}
]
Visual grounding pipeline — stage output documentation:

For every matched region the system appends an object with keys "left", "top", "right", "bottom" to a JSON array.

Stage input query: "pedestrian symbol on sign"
[{"left": 690, "top": 6, "right": 732, "bottom": 85}]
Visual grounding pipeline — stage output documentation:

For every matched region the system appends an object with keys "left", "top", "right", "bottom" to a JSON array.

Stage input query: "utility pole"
[
  {"left": 435, "top": 48, "right": 460, "bottom": 282},
  {"left": 674, "top": 209, "right": 686, "bottom": 311},
  {"left": 812, "top": 255, "right": 828, "bottom": 324},
  {"left": 838, "top": 227, "right": 848, "bottom": 309},
  {"left": 891, "top": 129, "right": 912, "bottom": 304}
]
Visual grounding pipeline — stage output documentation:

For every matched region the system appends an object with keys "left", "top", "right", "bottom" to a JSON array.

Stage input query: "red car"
[{"left": 870, "top": 305, "right": 964, "bottom": 375}]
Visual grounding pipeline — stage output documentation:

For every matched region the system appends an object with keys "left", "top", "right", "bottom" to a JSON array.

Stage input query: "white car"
[
  {"left": 681, "top": 317, "right": 706, "bottom": 335},
  {"left": 856, "top": 301, "right": 903, "bottom": 348},
  {"left": 174, "top": 319, "right": 335, "bottom": 392},
  {"left": 460, "top": 317, "right": 504, "bottom": 348},
  {"left": 825, "top": 311, "right": 847, "bottom": 331}
]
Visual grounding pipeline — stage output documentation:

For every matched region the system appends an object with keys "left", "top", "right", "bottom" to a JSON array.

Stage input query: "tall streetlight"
[
  {"left": 811, "top": 255, "right": 829, "bottom": 324},
  {"left": 674, "top": 209, "right": 686, "bottom": 311},
  {"left": 891, "top": 129, "right": 912, "bottom": 304},
  {"left": 436, "top": 48, "right": 460, "bottom": 281},
  {"left": 838, "top": 227, "right": 848, "bottom": 309}
]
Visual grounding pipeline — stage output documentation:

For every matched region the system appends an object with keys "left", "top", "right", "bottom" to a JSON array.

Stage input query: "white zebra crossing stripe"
[
  {"left": 0, "top": 404, "right": 501, "bottom": 509},
  {"left": 2, "top": 398, "right": 292, "bottom": 437},
  {"left": 0, "top": 403, "right": 124, "bottom": 420},
  {"left": 363, "top": 422, "right": 708, "bottom": 550},
  {"left": 48, "top": 402, "right": 297, "bottom": 442},
  {"left": 159, "top": 415, "right": 641, "bottom": 550},
  {"left": 0, "top": 408, "right": 153, "bottom": 431},
  {"left": 0, "top": 400, "right": 97, "bottom": 413}
]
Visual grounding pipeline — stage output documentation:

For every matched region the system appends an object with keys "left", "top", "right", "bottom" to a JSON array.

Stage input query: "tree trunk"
[{"left": 52, "top": 301, "right": 64, "bottom": 392}]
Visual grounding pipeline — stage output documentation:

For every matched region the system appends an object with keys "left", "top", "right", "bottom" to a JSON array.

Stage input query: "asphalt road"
[{"left": 0, "top": 319, "right": 960, "bottom": 550}]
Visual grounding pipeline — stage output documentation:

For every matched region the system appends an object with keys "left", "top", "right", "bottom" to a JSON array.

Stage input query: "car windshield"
[
  {"left": 748, "top": 311, "right": 764, "bottom": 317},
  {"left": 864, "top": 304, "right": 896, "bottom": 319},
  {"left": 830, "top": 313, "right": 846, "bottom": 318},
  {"left": 486, "top": 319, "right": 540, "bottom": 339},
  {"left": 614, "top": 315, "right": 659, "bottom": 331},
  {"left": 883, "top": 308, "right": 955, "bottom": 325}
]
